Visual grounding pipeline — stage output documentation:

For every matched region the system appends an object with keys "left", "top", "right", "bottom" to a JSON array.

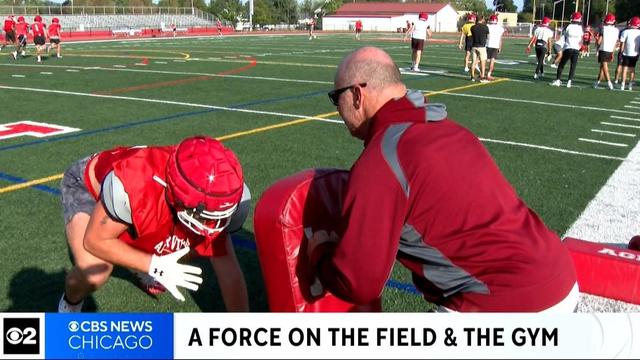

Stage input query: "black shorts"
[
  {"left": 617, "top": 51, "right": 623, "bottom": 65},
  {"left": 17, "top": 34, "right": 26, "bottom": 47},
  {"left": 487, "top": 47, "right": 499, "bottom": 59},
  {"left": 50, "top": 37, "right": 60, "bottom": 44},
  {"left": 598, "top": 51, "right": 613, "bottom": 63},
  {"left": 465, "top": 37, "right": 473, "bottom": 52},
  {"left": 355, "top": 28, "right": 362, "bottom": 33},
  {"left": 411, "top": 38, "right": 425, "bottom": 51},
  {"left": 4, "top": 30, "right": 15, "bottom": 42},
  {"left": 34, "top": 35, "right": 45, "bottom": 46},
  {"left": 622, "top": 55, "right": 639, "bottom": 68}
]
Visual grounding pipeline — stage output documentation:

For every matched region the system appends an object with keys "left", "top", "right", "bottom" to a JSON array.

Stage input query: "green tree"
[
  {"left": 209, "top": 0, "right": 244, "bottom": 22},
  {"left": 253, "top": 0, "right": 275, "bottom": 24},
  {"left": 270, "top": 0, "right": 297, "bottom": 23},
  {"left": 451, "top": 0, "right": 488, "bottom": 13},
  {"left": 493, "top": 0, "right": 517, "bottom": 12},
  {"left": 616, "top": 0, "right": 640, "bottom": 22}
]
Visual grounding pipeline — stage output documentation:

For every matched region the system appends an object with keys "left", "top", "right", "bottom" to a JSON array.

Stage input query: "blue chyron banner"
[{"left": 44, "top": 314, "right": 173, "bottom": 359}]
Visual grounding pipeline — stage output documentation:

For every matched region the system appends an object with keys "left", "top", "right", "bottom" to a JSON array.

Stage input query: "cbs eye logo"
[{"left": 3, "top": 318, "right": 40, "bottom": 355}]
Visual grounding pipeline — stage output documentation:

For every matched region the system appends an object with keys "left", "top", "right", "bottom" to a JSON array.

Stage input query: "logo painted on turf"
[
  {"left": 3, "top": 317, "right": 40, "bottom": 355},
  {"left": 0, "top": 121, "right": 80, "bottom": 140}
]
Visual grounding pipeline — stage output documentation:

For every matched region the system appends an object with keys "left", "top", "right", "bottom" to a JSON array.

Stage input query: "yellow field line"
[
  {"left": 424, "top": 78, "right": 509, "bottom": 97},
  {"left": 0, "top": 77, "right": 504, "bottom": 195},
  {"left": 0, "top": 111, "right": 339, "bottom": 195},
  {"left": 0, "top": 174, "right": 64, "bottom": 194}
]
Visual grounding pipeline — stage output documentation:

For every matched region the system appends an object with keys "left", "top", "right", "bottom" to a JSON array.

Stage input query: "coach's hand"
[{"left": 148, "top": 247, "right": 203, "bottom": 301}]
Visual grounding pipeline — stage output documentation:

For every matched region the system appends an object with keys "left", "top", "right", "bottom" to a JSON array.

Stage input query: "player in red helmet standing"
[
  {"left": 410, "top": 12, "right": 432, "bottom": 71},
  {"left": 619, "top": 16, "right": 640, "bottom": 91},
  {"left": 58, "top": 136, "right": 250, "bottom": 312},
  {"left": 1, "top": 15, "right": 16, "bottom": 52},
  {"left": 47, "top": 17, "right": 62, "bottom": 58},
  {"left": 355, "top": 19, "right": 363, "bottom": 40},
  {"left": 485, "top": 14, "right": 504, "bottom": 80},
  {"left": 550, "top": 12, "right": 584, "bottom": 88},
  {"left": 458, "top": 13, "right": 476, "bottom": 73},
  {"left": 594, "top": 13, "right": 619, "bottom": 89},
  {"left": 527, "top": 16, "right": 553, "bottom": 80},
  {"left": 30, "top": 15, "right": 46, "bottom": 63}
]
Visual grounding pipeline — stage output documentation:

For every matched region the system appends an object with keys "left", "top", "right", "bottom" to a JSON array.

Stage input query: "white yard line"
[
  {"left": 112, "top": 65, "right": 126, "bottom": 68},
  {"left": 419, "top": 89, "right": 640, "bottom": 115},
  {"left": 65, "top": 69, "right": 79, "bottom": 72},
  {"left": 601, "top": 122, "right": 640, "bottom": 129},
  {"left": 0, "top": 84, "right": 343, "bottom": 124},
  {"left": 479, "top": 138, "right": 625, "bottom": 160},
  {"left": 610, "top": 115, "right": 640, "bottom": 122},
  {"left": 11, "top": 75, "right": 25, "bottom": 78},
  {"left": 40, "top": 72, "right": 52, "bottom": 75},
  {"left": 590, "top": 129, "right": 636, "bottom": 137},
  {"left": 578, "top": 138, "right": 628, "bottom": 147},
  {"left": 624, "top": 105, "right": 640, "bottom": 109}
]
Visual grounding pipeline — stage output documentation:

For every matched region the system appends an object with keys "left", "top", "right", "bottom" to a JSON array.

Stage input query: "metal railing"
[{"left": 0, "top": 6, "right": 215, "bottom": 22}]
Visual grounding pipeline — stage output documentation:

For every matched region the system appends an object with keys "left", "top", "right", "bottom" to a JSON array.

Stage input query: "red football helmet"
[
  {"left": 34, "top": 15, "right": 42, "bottom": 22},
  {"left": 630, "top": 16, "right": 640, "bottom": 29},
  {"left": 52, "top": 17, "right": 59, "bottom": 24},
  {"left": 571, "top": 12, "right": 582, "bottom": 23},
  {"left": 541, "top": 17, "right": 551, "bottom": 26},
  {"left": 17, "top": 16, "right": 25, "bottom": 23},
  {"left": 165, "top": 136, "right": 244, "bottom": 237},
  {"left": 467, "top": 13, "right": 476, "bottom": 22},
  {"left": 604, "top": 13, "right": 616, "bottom": 25},
  {"left": 419, "top": 12, "right": 428, "bottom": 20},
  {"left": 489, "top": 15, "right": 498, "bottom": 24}
]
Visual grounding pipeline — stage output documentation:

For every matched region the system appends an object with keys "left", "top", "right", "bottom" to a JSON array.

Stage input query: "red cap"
[
  {"left": 541, "top": 17, "right": 551, "bottom": 26},
  {"left": 604, "top": 13, "right": 616, "bottom": 25},
  {"left": 630, "top": 16, "right": 640, "bottom": 28},
  {"left": 571, "top": 12, "right": 582, "bottom": 23},
  {"left": 419, "top": 12, "right": 428, "bottom": 20}
]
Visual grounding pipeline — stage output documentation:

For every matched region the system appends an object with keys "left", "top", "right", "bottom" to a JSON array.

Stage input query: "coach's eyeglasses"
[{"left": 328, "top": 83, "right": 367, "bottom": 106}]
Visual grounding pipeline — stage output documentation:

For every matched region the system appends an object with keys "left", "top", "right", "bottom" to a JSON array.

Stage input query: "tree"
[
  {"left": 252, "top": 0, "right": 275, "bottom": 25},
  {"left": 493, "top": 0, "right": 517, "bottom": 12},
  {"left": 451, "top": 0, "right": 487, "bottom": 13},
  {"left": 270, "top": 0, "right": 297, "bottom": 23},
  {"left": 209, "top": 0, "right": 244, "bottom": 22},
  {"left": 616, "top": 0, "right": 640, "bottom": 22}
]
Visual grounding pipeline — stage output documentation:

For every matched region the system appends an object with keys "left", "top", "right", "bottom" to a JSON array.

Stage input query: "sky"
[{"left": 485, "top": 0, "right": 524, "bottom": 12}]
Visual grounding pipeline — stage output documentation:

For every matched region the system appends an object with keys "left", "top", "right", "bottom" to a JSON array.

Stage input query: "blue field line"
[
  {"left": 0, "top": 89, "right": 329, "bottom": 153},
  {"left": 0, "top": 171, "right": 61, "bottom": 195}
]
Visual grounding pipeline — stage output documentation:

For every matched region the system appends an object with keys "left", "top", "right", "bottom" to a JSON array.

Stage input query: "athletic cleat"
[
  {"left": 550, "top": 79, "right": 561, "bottom": 87},
  {"left": 412, "top": 67, "right": 420, "bottom": 72},
  {"left": 550, "top": 63, "right": 558, "bottom": 68},
  {"left": 566, "top": 80, "right": 572, "bottom": 88},
  {"left": 11, "top": 51, "right": 17, "bottom": 60},
  {"left": 133, "top": 270, "right": 166, "bottom": 295},
  {"left": 593, "top": 82, "right": 599, "bottom": 89},
  {"left": 480, "top": 78, "right": 489, "bottom": 83},
  {"left": 470, "top": 77, "right": 476, "bottom": 82},
  {"left": 608, "top": 82, "right": 614, "bottom": 90},
  {"left": 58, "top": 294, "right": 83, "bottom": 313},
  {"left": 534, "top": 73, "right": 538, "bottom": 79},
  {"left": 21, "top": 50, "right": 25, "bottom": 56},
  {"left": 464, "top": 66, "right": 469, "bottom": 73}
]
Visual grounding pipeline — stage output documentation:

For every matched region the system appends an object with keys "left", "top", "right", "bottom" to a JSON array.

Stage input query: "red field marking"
[{"left": 95, "top": 55, "right": 257, "bottom": 95}]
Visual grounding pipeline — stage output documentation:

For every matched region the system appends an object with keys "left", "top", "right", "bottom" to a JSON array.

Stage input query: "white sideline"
[
  {"left": 590, "top": 129, "right": 636, "bottom": 137},
  {"left": 611, "top": 115, "right": 640, "bottom": 122},
  {"left": 578, "top": 138, "right": 628, "bottom": 147}
]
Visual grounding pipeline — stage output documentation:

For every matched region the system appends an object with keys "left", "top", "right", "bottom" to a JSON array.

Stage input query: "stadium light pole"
[
  {"left": 552, "top": 0, "right": 563, "bottom": 22},
  {"left": 605, "top": 0, "right": 609, "bottom": 15}
]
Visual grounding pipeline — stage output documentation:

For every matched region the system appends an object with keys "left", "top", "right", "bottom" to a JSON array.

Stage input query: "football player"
[
  {"left": 11, "top": 16, "right": 28, "bottom": 60},
  {"left": 619, "top": 16, "right": 640, "bottom": 91},
  {"left": 486, "top": 14, "right": 505, "bottom": 80},
  {"left": 550, "top": 12, "right": 584, "bottom": 88},
  {"left": 458, "top": 13, "right": 476, "bottom": 73},
  {"left": 47, "top": 17, "right": 62, "bottom": 58},
  {"left": 30, "top": 15, "right": 46, "bottom": 63},
  {"left": 58, "top": 136, "right": 250, "bottom": 312},
  {"left": 527, "top": 17, "right": 553, "bottom": 80},
  {"left": 0, "top": 15, "right": 16, "bottom": 52},
  {"left": 594, "top": 13, "right": 619, "bottom": 89}
]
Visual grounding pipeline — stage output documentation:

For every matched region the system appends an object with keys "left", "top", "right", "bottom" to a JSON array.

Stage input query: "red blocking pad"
[
  {"left": 564, "top": 237, "right": 640, "bottom": 304},
  {"left": 254, "top": 168, "right": 382, "bottom": 312}
]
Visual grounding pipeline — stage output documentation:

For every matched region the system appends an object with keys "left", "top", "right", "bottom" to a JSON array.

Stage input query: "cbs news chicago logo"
[{"left": 3, "top": 317, "right": 40, "bottom": 355}]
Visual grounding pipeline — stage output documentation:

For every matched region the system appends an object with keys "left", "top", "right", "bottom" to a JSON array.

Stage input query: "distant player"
[
  {"left": 12, "top": 16, "right": 28, "bottom": 60},
  {"left": 527, "top": 17, "right": 553, "bottom": 80},
  {"left": 403, "top": 20, "right": 412, "bottom": 42},
  {"left": 458, "top": 13, "right": 476, "bottom": 73},
  {"left": 1, "top": 15, "right": 16, "bottom": 52},
  {"left": 308, "top": 16, "right": 317, "bottom": 40},
  {"left": 550, "top": 29, "right": 565, "bottom": 68},
  {"left": 410, "top": 12, "right": 432, "bottom": 71},
  {"left": 615, "top": 20, "right": 630, "bottom": 85},
  {"left": 47, "top": 17, "right": 62, "bottom": 58},
  {"left": 580, "top": 26, "right": 593, "bottom": 58},
  {"left": 171, "top": 23, "right": 177, "bottom": 37},
  {"left": 593, "top": 13, "right": 619, "bottom": 90},
  {"left": 355, "top": 19, "right": 362, "bottom": 40},
  {"left": 30, "top": 15, "right": 46, "bottom": 63},
  {"left": 486, "top": 14, "right": 504, "bottom": 80},
  {"left": 217, "top": 19, "right": 222, "bottom": 37},
  {"left": 619, "top": 16, "right": 640, "bottom": 91},
  {"left": 550, "top": 12, "right": 584, "bottom": 88}
]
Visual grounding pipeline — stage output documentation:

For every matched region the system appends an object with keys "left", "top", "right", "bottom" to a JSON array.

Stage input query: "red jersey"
[
  {"left": 312, "top": 92, "right": 576, "bottom": 312},
  {"left": 15, "top": 22, "right": 28, "bottom": 36},
  {"left": 31, "top": 22, "right": 45, "bottom": 37},
  {"left": 217, "top": 20, "right": 222, "bottom": 28},
  {"left": 3, "top": 18, "right": 14, "bottom": 32},
  {"left": 48, "top": 23, "right": 61, "bottom": 37},
  {"left": 86, "top": 146, "right": 228, "bottom": 257},
  {"left": 355, "top": 20, "right": 363, "bottom": 30}
]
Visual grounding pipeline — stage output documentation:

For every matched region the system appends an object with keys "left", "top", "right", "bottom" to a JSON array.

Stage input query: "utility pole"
[{"left": 532, "top": 0, "right": 536, "bottom": 23}]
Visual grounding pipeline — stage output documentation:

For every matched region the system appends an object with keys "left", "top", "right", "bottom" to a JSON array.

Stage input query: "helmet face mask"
[{"left": 176, "top": 204, "right": 238, "bottom": 236}]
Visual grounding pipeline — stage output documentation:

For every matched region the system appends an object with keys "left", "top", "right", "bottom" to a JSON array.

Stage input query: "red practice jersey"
[
  {"left": 15, "top": 22, "right": 28, "bottom": 36},
  {"left": 48, "top": 23, "right": 61, "bottom": 37},
  {"left": 3, "top": 18, "right": 14, "bottom": 32},
  {"left": 31, "top": 22, "right": 45, "bottom": 37}
]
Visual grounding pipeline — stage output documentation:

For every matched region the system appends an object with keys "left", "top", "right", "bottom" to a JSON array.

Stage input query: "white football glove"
[{"left": 148, "top": 247, "right": 203, "bottom": 301}]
